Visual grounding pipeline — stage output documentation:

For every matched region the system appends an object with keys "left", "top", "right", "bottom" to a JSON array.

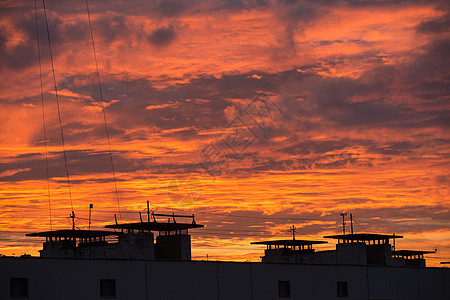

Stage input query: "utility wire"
[
  {"left": 85, "top": 0, "right": 122, "bottom": 220},
  {"left": 41, "top": 0, "right": 73, "bottom": 212},
  {"left": 34, "top": 0, "right": 52, "bottom": 231},
  {"left": 21, "top": 241, "right": 42, "bottom": 256},
  {"left": 353, "top": 219, "right": 369, "bottom": 233}
]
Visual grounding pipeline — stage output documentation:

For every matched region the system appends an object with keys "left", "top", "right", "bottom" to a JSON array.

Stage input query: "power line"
[
  {"left": 85, "top": 0, "right": 122, "bottom": 220},
  {"left": 352, "top": 219, "right": 369, "bottom": 233},
  {"left": 34, "top": 0, "right": 52, "bottom": 231},
  {"left": 41, "top": 0, "right": 73, "bottom": 212}
]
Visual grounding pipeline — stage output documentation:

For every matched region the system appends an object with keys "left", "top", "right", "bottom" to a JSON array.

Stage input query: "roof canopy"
[
  {"left": 392, "top": 250, "right": 435, "bottom": 256},
  {"left": 324, "top": 233, "right": 403, "bottom": 241},
  {"left": 26, "top": 229, "right": 120, "bottom": 238},
  {"left": 251, "top": 239, "right": 327, "bottom": 246},
  {"left": 105, "top": 221, "right": 204, "bottom": 231}
]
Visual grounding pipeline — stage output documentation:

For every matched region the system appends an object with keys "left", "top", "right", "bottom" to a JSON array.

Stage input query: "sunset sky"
[{"left": 0, "top": 0, "right": 449, "bottom": 265}]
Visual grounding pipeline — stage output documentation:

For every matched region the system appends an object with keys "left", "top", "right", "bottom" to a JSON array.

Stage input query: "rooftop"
[
  {"left": 105, "top": 221, "right": 204, "bottom": 232},
  {"left": 324, "top": 233, "right": 403, "bottom": 241},
  {"left": 392, "top": 250, "right": 435, "bottom": 256},
  {"left": 26, "top": 229, "right": 120, "bottom": 238},
  {"left": 105, "top": 212, "right": 204, "bottom": 232},
  {"left": 251, "top": 239, "right": 327, "bottom": 246}
]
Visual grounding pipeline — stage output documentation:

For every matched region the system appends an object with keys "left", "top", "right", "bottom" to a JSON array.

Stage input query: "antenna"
[
  {"left": 88, "top": 204, "right": 93, "bottom": 231},
  {"left": 70, "top": 211, "right": 75, "bottom": 231},
  {"left": 350, "top": 213, "right": 354, "bottom": 234},
  {"left": 340, "top": 212, "right": 347, "bottom": 235},
  {"left": 290, "top": 225, "right": 297, "bottom": 240},
  {"left": 393, "top": 233, "right": 396, "bottom": 251},
  {"left": 147, "top": 200, "right": 150, "bottom": 222}
]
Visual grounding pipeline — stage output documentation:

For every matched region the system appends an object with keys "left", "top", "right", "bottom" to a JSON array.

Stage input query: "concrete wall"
[{"left": 1, "top": 257, "right": 449, "bottom": 300}]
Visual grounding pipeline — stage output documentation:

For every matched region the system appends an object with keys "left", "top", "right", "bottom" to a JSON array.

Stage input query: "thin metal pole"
[
  {"left": 350, "top": 214, "right": 354, "bottom": 234},
  {"left": 340, "top": 212, "right": 347, "bottom": 235},
  {"left": 290, "top": 225, "right": 296, "bottom": 240},
  {"left": 393, "top": 233, "right": 396, "bottom": 251},
  {"left": 71, "top": 211, "right": 75, "bottom": 231},
  {"left": 88, "top": 204, "right": 93, "bottom": 231}
]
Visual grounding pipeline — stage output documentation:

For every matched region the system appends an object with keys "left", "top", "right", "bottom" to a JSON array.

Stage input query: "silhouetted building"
[
  {"left": 322, "top": 233, "right": 404, "bottom": 266},
  {"left": 250, "top": 239, "right": 327, "bottom": 263},
  {"left": 392, "top": 250, "right": 436, "bottom": 267},
  {"left": 25, "top": 212, "right": 203, "bottom": 261},
  {"left": 2, "top": 215, "right": 449, "bottom": 300},
  {"left": 252, "top": 233, "right": 437, "bottom": 268}
]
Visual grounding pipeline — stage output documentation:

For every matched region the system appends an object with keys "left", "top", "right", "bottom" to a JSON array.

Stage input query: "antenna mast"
[
  {"left": 350, "top": 213, "right": 354, "bottom": 234},
  {"left": 340, "top": 212, "right": 347, "bottom": 235},
  {"left": 290, "top": 225, "right": 296, "bottom": 240},
  {"left": 88, "top": 204, "right": 93, "bottom": 231},
  {"left": 393, "top": 233, "right": 396, "bottom": 251},
  {"left": 70, "top": 211, "right": 75, "bottom": 231}
]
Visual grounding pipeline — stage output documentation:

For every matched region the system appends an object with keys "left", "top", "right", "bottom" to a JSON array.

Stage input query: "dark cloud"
[
  {"left": 416, "top": 14, "right": 450, "bottom": 34},
  {"left": 281, "top": 140, "right": 350, "bottom": 156},
  {"left": 0, "top": 9, "right": 91, "bottom": 72},
  {"left": 399, "top": 37, "right": 450, "bottom": 119},
  {"left": 278, "top": 71, "right": 405, "bottom": 128},
  {"left": 0, "top": 149, "right": 150, "bottom": 182},
  {"left": 93, "top": 13, "right": 132, "bottom": 43},
  {"left": 147, "top": 25, "right": 177, "bottom": 47},
  {"left": 273, "top": 0, "right": 326, "bottom": 55},
  {"left": 404, "top": 37, "right": 450, "bottom": 81},
  {"left": 351, "top": 205, "right": 450, "bottom": 234},
  {"left": 366, "top": 141, "right": 423, "bottom": 156},
  {"left": 161, "top": 128, "right": 199, "bottom": 139},
  {"left": 0, "top": 12, "right": 38, "bottom": 72},
  {"left": 153, "top": 0, "right": 193, "bottom": 17}
]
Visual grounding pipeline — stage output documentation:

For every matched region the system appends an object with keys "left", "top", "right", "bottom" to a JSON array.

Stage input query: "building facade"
[{"left": 2, "top": 257, "right": 450, "bottom": 300}]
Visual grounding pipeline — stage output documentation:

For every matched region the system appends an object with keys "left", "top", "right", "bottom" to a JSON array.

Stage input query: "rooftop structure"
[
  {"left": 106, "top": 212, "right": 204, "bottom": 260},
  {"left": 26, "top": 209, "right": 204, "bottom": 261},
  {"left": 106, "top": 212, "right": 203, "bottom": 234},
  {"left": 251, "top": 228, "right": 437, "bottom": 267},
  {"left": 323, "top": 233, "right": 403, "bottom": 245},
  {"left": 251, "top": 237, "right": 328, "bottom": 263},
  {"left": 392, "top": 250, "right": 436, "bottom": 258},
  {"left": 392, "top": 250, "right": 436, "bottom": 267},
  {"left": 26, "top": 229, "right": 119, "bottom": 239},
  {"left": 250, "top": 239, "right": 327, "bottom": 251}
]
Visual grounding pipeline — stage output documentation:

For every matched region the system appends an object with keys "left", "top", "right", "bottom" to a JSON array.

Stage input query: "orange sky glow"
[{"left": 0, "top": 0, "right": 449, "bottom": 266}]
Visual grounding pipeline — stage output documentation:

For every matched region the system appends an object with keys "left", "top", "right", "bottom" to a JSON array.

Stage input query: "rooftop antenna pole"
[
  {"left": 350, "top": 213, "right": 354, "bottom": 234},
  {"left": 290, "top": 225, "right": 296, "bottom": 240},
  {"left": 147, "top": 200, "right": 150, "bottom": 222},
  {"left": 88, "top": 204, "right": 93, "bottom": 231},
  {"left": 340, "top": 212, "right": 347, "bottom": 235},
  {"left": 393, "top": 233, "right": 396, "bottom": 251},
  {"left": 70, "top": 211, "right": 75, "bottom": 231}
]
